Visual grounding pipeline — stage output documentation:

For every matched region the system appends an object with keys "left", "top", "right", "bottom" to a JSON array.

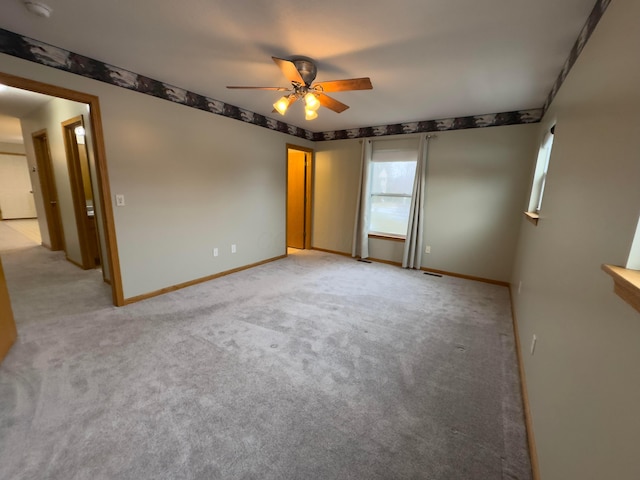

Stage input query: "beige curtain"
[
  {"left": 402, "top": 134, "right": 430, "bottom": 269},
  {"left": 352, "top": 139, "right": 373, "bottom": 259}
]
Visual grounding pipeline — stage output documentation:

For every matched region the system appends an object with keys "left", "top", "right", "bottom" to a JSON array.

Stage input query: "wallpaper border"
[
  {"left": 0, "top": 28, "right": 314, "bottom": 140},
  {"left": 542, "top": 0, "right": 611, "bottom": 113}
]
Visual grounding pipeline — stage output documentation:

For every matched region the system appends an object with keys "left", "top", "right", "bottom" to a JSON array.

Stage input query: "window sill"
[
  {"left": 602, "top": 264, "right": 640, "bottom": 314},
  {"left": 523, "top": 211, "right": 539, "bottom": 226},
  {"left": 368, "top": 233, "right": 406, "bottom": 243}
]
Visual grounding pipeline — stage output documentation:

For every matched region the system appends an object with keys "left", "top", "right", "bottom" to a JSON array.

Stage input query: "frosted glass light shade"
[
  {"left": 305, "top": 93, "right": 320, "bottom": 111},
  {"left": 273, "top": 96, "right": 289, "bottom": 115}
]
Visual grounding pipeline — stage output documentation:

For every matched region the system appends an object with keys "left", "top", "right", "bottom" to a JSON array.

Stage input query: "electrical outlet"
[
  {"left": 115, "top": 194, "right": 125, "bottom": 206},
  {"left": 425, "top": 245, "right": 431, "bottom": 254},
  {"left": 530, "top": 334, "right": 537, "bottom": 355},
  {"left": 213, "top": 248, "right": 218, "bottom": 257},
  {"left": 231, "top": 244, "right": 237, "bottom": 254}
]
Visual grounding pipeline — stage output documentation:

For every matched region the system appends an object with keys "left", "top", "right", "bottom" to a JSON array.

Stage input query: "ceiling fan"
[{"left": 227, "top": 56, "right": 373, "bottom": 120}]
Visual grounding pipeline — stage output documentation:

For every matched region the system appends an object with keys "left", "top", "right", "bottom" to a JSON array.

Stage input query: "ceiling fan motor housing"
[{"left": 291, "top": 57, "right": 317, "bottom": 86}]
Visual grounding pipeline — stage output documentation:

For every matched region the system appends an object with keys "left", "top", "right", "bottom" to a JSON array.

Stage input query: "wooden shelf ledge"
[
  {"left": 602, "top": 264, "right": 640, "bottom": 314},
  {"left": 523, "top": 211, "right": 539, "bottom": 226}
]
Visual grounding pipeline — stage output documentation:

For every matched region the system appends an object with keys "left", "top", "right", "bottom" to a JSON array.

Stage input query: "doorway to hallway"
[{"left": 286, "top": 145, "right": 313, "bottom": 250}]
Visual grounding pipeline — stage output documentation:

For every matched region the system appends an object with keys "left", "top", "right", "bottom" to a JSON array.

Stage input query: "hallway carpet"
[{"left": 0, "top": 246, "right": 531, "bottom": 480}]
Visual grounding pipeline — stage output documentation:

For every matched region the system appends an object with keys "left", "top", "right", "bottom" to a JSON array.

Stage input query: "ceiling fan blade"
[
  {"left": 272, "top": 57, "right": 305, "bottom": 85},
  {"left": 317, "top": 93, "right": 349, "bottom": 113},
  {"left": 226, "top": 86, "right": 291, "bottom": 91},
  {"left": 313, "top": 77, "right": 373, "bottom": 92}
]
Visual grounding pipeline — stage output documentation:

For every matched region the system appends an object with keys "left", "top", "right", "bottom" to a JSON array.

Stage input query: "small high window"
[
  {"left": 524, "top": 125, "right": 555, "bottom": 225},
  {"left": 627, "top": 213, "right": 640, "bottom": 270},
  {"left": 529, "top": 125, "right": 555, "bottom": 214}
]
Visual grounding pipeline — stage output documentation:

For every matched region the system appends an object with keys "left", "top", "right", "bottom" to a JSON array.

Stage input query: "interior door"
[
  {"left": 0, "top": 256, "right": 17, "bottom": 364},
  {"left": 32, "top": 130, "right": 65, "bottom": 251},
  {"left": 62, "top": 116, "right": 101, "bottom": 269},
  {"left": 287, "top": 149, "right": 306, "bottom": 249}
]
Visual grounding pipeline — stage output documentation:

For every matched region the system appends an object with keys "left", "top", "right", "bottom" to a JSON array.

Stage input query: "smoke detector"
[{"left": 23, "top": 1, "right": 53, "bottom": 18}]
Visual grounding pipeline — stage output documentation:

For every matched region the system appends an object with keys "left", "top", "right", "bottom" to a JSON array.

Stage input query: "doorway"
[
  {"left": 61, "top": 116, "right": 101, "bottom": 269},
  {"left": 0, "top": 71, "right": 123, "bottom": 307},
  {"left": 286, "top": 145, "right": 313, "bottom": 250},
  {"left": 32, "top": 130, "right": 65, "bottom": 251}
]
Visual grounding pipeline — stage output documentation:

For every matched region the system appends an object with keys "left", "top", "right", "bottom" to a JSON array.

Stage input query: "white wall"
[
  {"left": 511, "top": 1, "right": 640, "bottom": 478},
  {"left": 2, "top": 53, "right": 313, "bottom": 299},
  {"left": 313, "top": 124, "right": 538, "bottom": 282},
  {"left": 0, "top": 153, "right": 36, "bottom": 219}
]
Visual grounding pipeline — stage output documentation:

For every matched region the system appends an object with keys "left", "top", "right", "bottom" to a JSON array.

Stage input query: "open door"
[
  {"left": 287, "top": 145, "right": 313, "bottom": 250},
  {"left": 32, "top": 130, "right": 65, "bottom": 251},
  {"left": 62, "top": 116, "right": 102, "bottom": 269},
  {"left": 0, "top": 256, "right": 17, "bottom": 364}
]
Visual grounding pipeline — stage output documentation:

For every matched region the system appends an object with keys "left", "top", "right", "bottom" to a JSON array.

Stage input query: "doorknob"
[{"left": 50, "top": 201, "right": 57, "bottom": 205}]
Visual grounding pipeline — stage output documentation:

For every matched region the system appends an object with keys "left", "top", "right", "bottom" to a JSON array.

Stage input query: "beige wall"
[
  {"left": 313, "top": 139, "right": 361, "bottom": 253},
  {"left": 105, "top": 90, "right": 312, "bottom": 298},
  {"left": 0, "top": 142, "right": 25, "bottom": 154},
  {"left": 2, "top": 53, "right": 313, "bottom": 299},
  {"left": 511, "top": 1, "right": 640, "bottom": 479},
  {"left": 313, "top": 124, "right": 538, "bottom": 282}
]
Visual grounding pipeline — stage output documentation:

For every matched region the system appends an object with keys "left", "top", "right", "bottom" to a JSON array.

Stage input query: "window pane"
[
  {"left": 370, "top": 161, "right": 416, "bottom": 195},
  {"left": 528, "top": 128, "right": 554, "bottom": 213},
  {"left": 370, "top": 194, "right": 412, "bottom": 236}
]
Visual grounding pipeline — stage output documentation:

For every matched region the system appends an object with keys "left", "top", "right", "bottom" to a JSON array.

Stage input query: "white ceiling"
[
  {"left": 0, "top": 85, "right": 52, "bottom": 143},
  {"left": 1, "top": 0, "right": 597, "bottom": 133}
]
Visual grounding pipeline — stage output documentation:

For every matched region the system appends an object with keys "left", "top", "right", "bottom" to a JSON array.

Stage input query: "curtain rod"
[{"left": 359, "top": 134, "right": 436, "bottom": 144}]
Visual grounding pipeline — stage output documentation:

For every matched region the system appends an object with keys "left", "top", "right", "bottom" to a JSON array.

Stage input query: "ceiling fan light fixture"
[
  {"left": 304, "top": 92, "right": 320, "bottom": 111},
  {"left": 273, "top": 96, "right": 290, "bottom": 115},
  {"left": 228, "top": 56, "right": 372, "bottom": 119}
]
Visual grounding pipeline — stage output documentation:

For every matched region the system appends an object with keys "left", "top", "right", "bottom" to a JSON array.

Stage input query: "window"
[
  {"left": 525, "top": 125, "right": 555, "bottom": 224},
  {"left": 627, "top": 213, "right": 640, "bottom": 270},
  {"left": 602, "top": 212, "right": 640, "bottom": 314},
  {"left": 368, "top": 139, "right": 418, "bottom": 237}
]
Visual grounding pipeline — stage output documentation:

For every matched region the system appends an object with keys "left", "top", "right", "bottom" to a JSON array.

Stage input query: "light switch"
[{"left": 115, "top": 194, "right": 125, "bottom": 206}]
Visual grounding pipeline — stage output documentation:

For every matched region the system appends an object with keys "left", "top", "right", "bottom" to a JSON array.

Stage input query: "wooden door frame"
[
  {"left": 61, "top": 115, "right": 98, "bottom": 270},
  {"left": 286, "top": 144, "right": 314, "bottom": 250},
  {"left": 31, "top": 129, "right": 65, "bottom": 251},
  {"left": 0, "top": 256, "right": 17, "bottom": 364},
  {"left": 0, "top": 71, "right": 124, "bottom": 306}
]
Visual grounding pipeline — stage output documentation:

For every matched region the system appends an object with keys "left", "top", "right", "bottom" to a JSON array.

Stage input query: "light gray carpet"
[{"left": 0, "top": 243, "right": 531, "bottom": 480}]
